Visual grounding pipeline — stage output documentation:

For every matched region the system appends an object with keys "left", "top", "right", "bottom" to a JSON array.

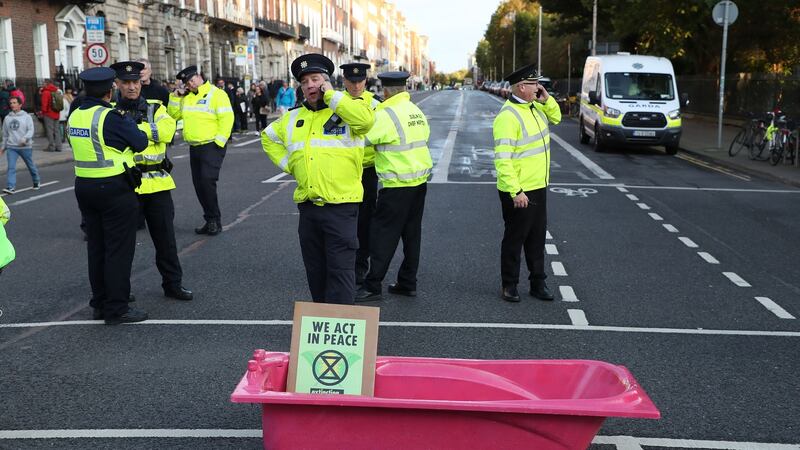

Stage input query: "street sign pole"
[{"left": 713, "top": 1, "right": 738, "bottom": 149}]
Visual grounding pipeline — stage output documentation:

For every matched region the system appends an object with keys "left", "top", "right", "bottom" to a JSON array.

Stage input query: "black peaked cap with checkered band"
[{"left": 291, "top": 53, "right": 335, "bottom": 82}]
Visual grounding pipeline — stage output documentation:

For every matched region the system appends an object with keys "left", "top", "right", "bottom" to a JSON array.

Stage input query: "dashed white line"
[
  {"left": 551, "top": 262, "right": 567, "bottom": 276},
  {"left": 431, "top": 91, "right": 464, "bottom": 183},
  {"left": 648, "top": 213, "right": 663, "bottom": 221},
  {"left": 616, "top": 186, "right": 629, "bottom": 193},
  {"left": 698, "top": 252, "right": 720, "bottom": 264},
  {"left": 678, "top": 237, "right": 699, "bottom": 248},
  {"left": 663, "top": 224, "right": 679, "bottom": 233},
  {"left": 559, "top": 286, "right": 579, "bottom": 302},
  {"left": 636, "top": 202, "right": 651, "bottom": 210},
  {"left": 568, "top": 309, "right": 589, "bottom": 326},
  {"left": 9, "top": 186, "right": 74, "bottom": 206},
  {"left": 546, "top": 230, "right": 553, "bottom": 240},
  {"left": 550, "top": 133, "right": 616, "bottom": 180},
  {"left": 593, "top": 435, "right": 800, "bottom": 450},
  {"left": 233, "top": 137, "right": 262, "bottom": 147},
  {"left": 723, "top": 272, "right": 751, "bottom": 287},
  {"left": 626, "top": 194, "right": 639, "bottom": 201},
  {"left": 754, "top": 297, "right": 796, "bottom": 319},
  {"left": 0, "top": 180, "right": 59, "bottom": 197},
  {"left": 261, "top": 172, "right": 289, "bottom": 183},
  {"left": 545, "top": 244, "right": 559, "bottom": 255}
]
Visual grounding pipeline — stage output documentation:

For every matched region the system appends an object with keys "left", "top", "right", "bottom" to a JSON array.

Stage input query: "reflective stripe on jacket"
[
  {"left": 492, "top": 96, "right": 561, "bottom": 195},
  {"left": 364, "top": 91, "right": 432, "bottom": 188},
  {"left": 134, "top": 100, "right": 177, "bottom": 194},
  {"left": 167, "top": 81, "right": 234, "bottom": 148},
  {"left": 68, "top": 105, "right": 135, "bottom": 178},
  {"left": 261, "top": 89, "right": 375, "bottom": 204}
]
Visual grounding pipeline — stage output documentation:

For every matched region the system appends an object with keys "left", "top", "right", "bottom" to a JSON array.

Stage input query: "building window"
[
  {"left": 0, "top": 18, "right": 15, "bottom": 79},
  {"left": 140, "top": 34, "right": 149, "bottom": 59},
  {"left": 119, "top": 32, "right": 129, "bottom": 61},
  {"left": 33, "top": 24, "right": 50, "bottom": 80}
]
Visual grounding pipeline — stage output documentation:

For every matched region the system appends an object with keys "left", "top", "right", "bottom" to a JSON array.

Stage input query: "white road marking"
[
  {"left": 616, "top": 186, "right": 629, "bottom": 193},
  {"left": 755, "top": 297, "right": 796, "bottom": 319},
  {"left": 551, "top": 262, "right": 567, "bottom": 276},
  {"left": 649, "top": 213, "right": 663, "bottom": 221},
  {"left": 431, "top": 91, "right": 465, "bottom": 183},
  {"left": 593, "top": 435, "right": 800, "bottom": 450},
  {"left": 233, "top": 137, "right": 262, "bottom": 147},
  {"left": 546, "top": 230, "right": 552, "bottom": 239},
  {"left": 559, "top": 285, "right": 579, "bottom": 302},
  {"left": 545, "top": 244, "right": 559, "bottom": 255},
  {"left": 636, "top": 202, "right": 651, "bottom": 210},
  {"left": 415, "top": 94, "right": 436, "bottom": 105},
  {"left": 172, "top": 154, "right": 189, "bottom": 159},
  {"left": 261, "top": 172, "right": 289, "bottom": 183},
  {"left": 723, "top": 272, "right": 751, "bottom": 287},
  {"left": 624, "top": 184, "right": 800, "bottom": 194},
  {"left": 679, "top": 237, "right": 699, "bottom": 248},
  {"left": 9, "top": 186, "right": 74, "bottom": 206},
  {"left": 568, "top": 309, "right": 589, "bottom": 326},
  {"left": 0, "top": 180, "right": 59, "bottom": 197},
  {"left": 663, "top": 224, "right": 679, "bottom": 233},
  {"left": 698, "top": 252, "right": 720, "bottom": 264},
  {"left": 626, "top": 194, "right": 639, "bottom": 201},
  {"left": 550, "top": 132, "right": 616, "bottom": 180}
]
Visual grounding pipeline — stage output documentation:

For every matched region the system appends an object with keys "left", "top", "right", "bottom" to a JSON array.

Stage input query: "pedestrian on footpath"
[
  {"left": 60, "top": 88, "right": 74, "bottom": 143},
  {"left": 40, "top": 79, "right": 63, "bottom": 152},
  {"left": 276, "top": 81, "right": 295, "bottom": 114},
  {"left": 0, "top": 196, "right": 14, "bottom": 275},
  {"left": 1, "top": 97, "right": 40, "bottom": 194},
  {"left": 261, "top": 53, "right": 374, "bottom": 304},
  {"left": 110, "top": 61, "right": 193, "bottom": 302},
  {"left": 69, "top": 67, "right": 149, "bottom": 324},
  {"left": 339, "top": 63, "right": 383, "bottom": 285},
  {"left": 493, "top": 64, "right": 561, "bottom": 303},
  {"left": 251, "top": 85, "right": 269, "bottom": 131},
  {"left": 235, "top": 87, "right": 248, "bottom": 133},
  {"left": 355, "top": 72, "right": 432, "bottom": 302},
  {"left": 167, "top": 66, "right": 234, "bottom": 236}
]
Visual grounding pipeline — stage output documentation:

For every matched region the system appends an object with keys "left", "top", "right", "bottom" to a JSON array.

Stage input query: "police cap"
[
  {"left": 291, "top": 53, "right": 334, "bottom": 82},
  {"left": 340, "top": 63, "right": 370, "bottom": 82},
  {"left": 110, "top": 61, "right": 145, "bottom": 81},
  {"left": 176, "top": 65, "right": 199, "bottom": 82},
  {"left": 504, "top": 63, "right": 541, "bottom": 85},
  {"left": 78, "top": 67, "right": 116, "bottom": 92},
  {"left": 377, "top": 71, "right": 410, "bottom": 87}
]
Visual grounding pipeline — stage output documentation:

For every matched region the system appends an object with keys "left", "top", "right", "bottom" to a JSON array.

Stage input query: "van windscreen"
[{"left": 605, "top": 73, "right": 674, "bottom": 101}]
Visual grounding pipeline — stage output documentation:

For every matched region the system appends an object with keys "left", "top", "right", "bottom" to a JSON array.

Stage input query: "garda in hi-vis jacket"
[
  {"left": 352, "top": 90, "right": 382, "bottom": 168},
  {"left": 493, "top": 95, "right": 561, "bottom": 196},
  {"left": 364, "top": 91, "right": 432, "bottom": 188},
  {"left": 69, "top": 105, "right": 136, "bottom": 178},
  {"left": 261, "top": 89, "right": 375, "bottom": 205},
  {"left": 167, "top": 81, "right": 234, "bottom": 148},
  {"left": 0, "top": 196, "right": 13, "bottom": 270},
  {"left": 133, "top": 100, "right": 177, "bottom": 194}
]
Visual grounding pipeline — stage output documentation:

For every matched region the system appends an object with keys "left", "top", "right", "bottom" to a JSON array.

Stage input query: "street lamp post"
[
  {"left": 505, "top": 12, "right": 516, "bottom": 71},
  {"left": 592, "top": 0, "right": 597, "bottom": 56},
  {"left": 537, "top": 5, "right": 542, "bottom": 75}
]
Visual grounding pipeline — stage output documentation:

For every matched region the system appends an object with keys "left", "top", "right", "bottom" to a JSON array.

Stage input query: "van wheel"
[
  {"left": 665, "top": 145, "right": 678, "bottom": 155},
  {"left": 593, "top": 125, "right": 604, "bottom": 152},
  {"left": 579, "top": 117, "right": 590, "bottom": 144}
]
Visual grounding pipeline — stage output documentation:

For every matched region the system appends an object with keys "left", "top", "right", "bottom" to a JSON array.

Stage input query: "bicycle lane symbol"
[{"left": 549, "top": 187, "right": 598, "bottom": 198}]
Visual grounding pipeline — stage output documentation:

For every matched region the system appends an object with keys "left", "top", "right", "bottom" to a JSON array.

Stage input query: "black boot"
[
  {"left": 104, "top": 308, "right": 149, "bottom": 325},
  {"left": 194, "top": 222, "right": 210, "bottom": 234},
  {"left": 355, "top": 287, "right": 381, "bottom": 302},
  {"left": 164, "top": 286, "right": 193, "bottom": 301},
  {"left": 501, "top": 285, "right": 520, "bottom": 302},
  {"left": 206, "top": 221, "right": 221, "bottom": 236},
  {"left": 530, "top": 280, "right": 554, "bottom": 301}
]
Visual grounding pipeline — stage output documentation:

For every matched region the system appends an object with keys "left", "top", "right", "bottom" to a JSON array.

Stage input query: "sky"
[{"left": 390, "top": 0, "right": 503, "bottom": 73}]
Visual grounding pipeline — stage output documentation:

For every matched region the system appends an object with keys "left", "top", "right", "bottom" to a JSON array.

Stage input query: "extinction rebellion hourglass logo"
[{"left": 312, "top": 350, "right": 349, "bottom": 386}]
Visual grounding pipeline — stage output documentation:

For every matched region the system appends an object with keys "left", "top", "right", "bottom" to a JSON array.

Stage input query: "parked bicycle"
[
  {"left": 728, "top": 112, "right": 767, "bottom": 158},
  {"left": 769, "top": 118, "right": 797, "bottom": 166}
]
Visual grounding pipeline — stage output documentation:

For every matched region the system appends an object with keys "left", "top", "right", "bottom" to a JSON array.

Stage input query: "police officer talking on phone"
[
  {"left": 492, "top": 64, "right": 561, "bottom": 303},
  {"left": 68, "top": 67, "right": 150, "bottom": 324}
]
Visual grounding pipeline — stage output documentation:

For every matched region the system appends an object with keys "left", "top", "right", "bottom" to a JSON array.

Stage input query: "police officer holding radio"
[
  {"left": 68, "top": 67, "right": 149, "bottom": 324},
  {"left": 110, "top": 61, "right": 193, "bottom": 302}
]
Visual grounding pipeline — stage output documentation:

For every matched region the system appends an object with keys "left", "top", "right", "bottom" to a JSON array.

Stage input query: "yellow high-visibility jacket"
[
  {"left": 493, "top": 95, "right": 561, "bottom": 196},
  {"left": 351, "top": 90, "right": 381, "bottom": 168},
  {"left": 261, "top": 89, "right": 375, "bottom": 205},
  {"left": 0, "top": 196, "right": 14, "bottom": 269},
  {"left": 69, "top": 105, "right": 136, "bottom": 178},
  {"left": 167, "top": 81, "right": 234, "bottom": 148},
  {"left": 364, "top": 92, "right": 432, "bottom": 188},
  {"left": 133, "top": 100, "right": 177, "bottom": 194}
]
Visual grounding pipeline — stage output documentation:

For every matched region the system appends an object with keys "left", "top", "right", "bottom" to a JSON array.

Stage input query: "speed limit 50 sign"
[{"left": 86, "top": 43, "right": 109, "bottom": 66}]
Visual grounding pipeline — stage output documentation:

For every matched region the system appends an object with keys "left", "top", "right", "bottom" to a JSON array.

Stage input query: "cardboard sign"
[{"left": 287, "top": 302, "right": 379, "bottom": 396}]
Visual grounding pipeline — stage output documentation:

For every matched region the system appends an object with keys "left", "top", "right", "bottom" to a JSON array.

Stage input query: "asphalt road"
[{"left": 1, "top": 90, "right": 799, "bottom": 450}]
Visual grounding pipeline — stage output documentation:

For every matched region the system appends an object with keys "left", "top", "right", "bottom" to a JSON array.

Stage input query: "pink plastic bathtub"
[{"left": 231, "top": 350, "right": 659, "bottom": 449}]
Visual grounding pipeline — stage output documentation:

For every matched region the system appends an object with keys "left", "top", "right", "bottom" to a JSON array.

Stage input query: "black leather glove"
[{"left": 161, "top": 157, "right": 174, "bottom": 173}]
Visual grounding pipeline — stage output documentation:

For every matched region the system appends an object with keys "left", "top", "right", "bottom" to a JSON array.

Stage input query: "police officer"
[
  {"left": 355, "top": 72, "right": 432, "bottom": 301},
  {"left": 261, "top": 53, "right": 374, "bottom": 304},
  {"left": 167, "top": 66, "right": 234, "bottom": 236},
  {"left": 340, "top": 63, "right": 382, "bottom": 284},
  {"left": 492, "top": 64, "right": 561, "bottom": 302},
  {"left": 110, "top": 61, "right": 193, "bottom": 302},
  {"left": 69, "top": 67, "right": 149, "bottom": 324}
]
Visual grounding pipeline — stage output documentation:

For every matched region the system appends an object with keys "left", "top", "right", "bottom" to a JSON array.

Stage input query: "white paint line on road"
[
  {"left": 545, "top": 244, "right": 559, "bottom": 255},
  {"left": 679, "top": 237, "right": 699, "bottom": 248},
  {"left": 624, "top": 184, "right": 800, "bottom": 194},
  {"left": 3, "top": 318, "right": 800, "bottom": 337},
  {"left": 636, "top": 202, "right": 651, "bottom": 210},
  {"left": 663, "top": 224, "right": 679, "bottom": 233},
  {"left": 616, "top": 186, "right": 629, "bottom": 193},
  {"left": 261, "top": 172, "right": 289, "bottom": 183},
  {"left": 698, "top": 252, "right": 720, "bottom": 264},
  {"left": 9, "top": 186, "right": 74, "bottom": 206},
  {"left": 233, "top": 137, "right": 262, "bottom": 147},
  {"left": 546, "top": 230, "right": 552, "bottom": 239},
  {"left": 559, "top": 285, "right": 579, "bottom": 302},
  {"left": 625, "top": 194, "right": 639, "bottom": 201},
  {"left": 568, "top": 309, "right": 589, "bottom": 326},
  {"left": 593, "top": 435, "right": 800, "bottom": 450},
  {"left": 172, "top": 154, "right": 189, "bottom": 159},
  {"left": 431, "top": 91, "right": 465, "bottom": 183},
  {"left": 649, "top": 212, "right": 664, "bottom": 221},
  {"left": 0, "top": 429, "right": 262, "bottom": 439},
  {"left": 550, "top": 132, "right": 616, "bottom": 180},
  {"left": 723, "top": 272, "right": 751, "bottom": 287},
  {"left": 755, "top": 297, "right": 796, "bottom": 320},
  {"left": 415, "top": 93, "right": 436, "bottom": 106},
  {"left": 551, "top": 261, "right": 567, "bottom": 276},
  {"left": 601, "top": 436, "right": 644, "bottom": 450},
  {"left": 0, "top": 181, "right": 59, "bottom": 197}
]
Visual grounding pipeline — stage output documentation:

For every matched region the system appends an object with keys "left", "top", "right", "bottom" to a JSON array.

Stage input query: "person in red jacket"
[{"left": 40, "top": 79, "right": 62, "bottom": 152}]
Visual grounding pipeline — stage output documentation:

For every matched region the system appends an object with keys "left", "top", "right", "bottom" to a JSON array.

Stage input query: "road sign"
[
  {"left": 713, "top": 1, "right": 738, "bottom": 26},
  {"left": 85, "top": 16, "right": 105, "bottom": 44},
  {"left": 86, "top": 43, "right": 108, "bottom": 66},
  {"left": 235, "top": 44, "right": 247, "bottom": 66}
]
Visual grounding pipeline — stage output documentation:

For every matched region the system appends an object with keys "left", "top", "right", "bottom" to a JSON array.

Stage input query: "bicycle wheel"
[
  {"left": 750, "top": 128, "right": 767, "bottom": 160},
  {"left": 728, "top": 128, "right": 747, "bottom": 156},
  {"left": 769, "top": 142, "right": 783, "bottom": 165}
]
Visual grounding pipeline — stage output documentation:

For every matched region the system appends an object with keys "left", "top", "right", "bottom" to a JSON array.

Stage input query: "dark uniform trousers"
[
  {"left": 355, "top": 166, "right": 378, "bottom": 278},
  {"left": 364, "top": 183, "right": 427, "bottom": 293},
  {"left": 499, "top": 187, "right": 548, "bottom": 287},
  {"left": 139, "top": 190, "right": 182, "bottom": 290},
  {"left": 189, "top": 142, "right": 226, "bottom": 223},
  {"left": 75, "top": 174, "right": 138, "bottom": 317},
  {"left": 297, "top": 202, "right": 359, "bottom": 304}
]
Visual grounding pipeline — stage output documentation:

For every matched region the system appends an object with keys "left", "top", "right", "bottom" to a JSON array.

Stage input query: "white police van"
[{"left": 579, "top": 53, "right": 685, "bottom": 155}]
